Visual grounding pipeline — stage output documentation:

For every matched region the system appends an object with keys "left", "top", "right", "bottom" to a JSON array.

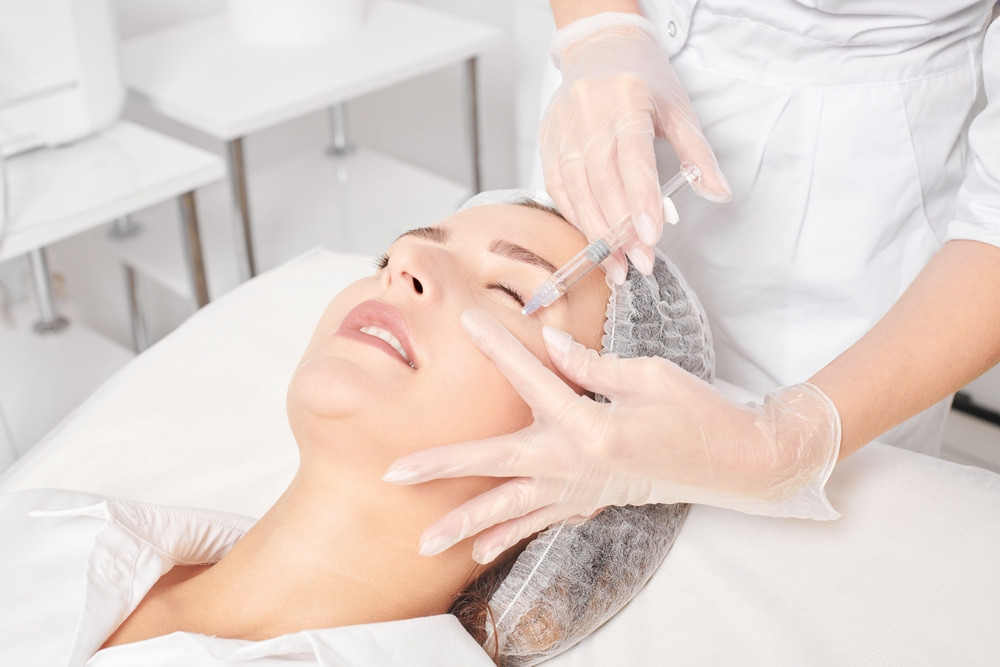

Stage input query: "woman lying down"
[{"left": 0, "top": 191, "right": 713, "bottom": 666}]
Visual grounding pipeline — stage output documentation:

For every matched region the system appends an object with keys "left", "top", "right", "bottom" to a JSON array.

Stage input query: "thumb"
[{"left": 663, "top": 111, "right": 731, "bottom": 203}]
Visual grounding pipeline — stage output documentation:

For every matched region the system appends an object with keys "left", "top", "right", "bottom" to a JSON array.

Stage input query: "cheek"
[
  {"left": 494, "top": 314, "right": 586, "bottom": 393},
  {"left": 474, "top": 375, "right": 535, "bottom": 435},
  {"left": 408, "top": 343, "right": 535, "bottom": 449}
]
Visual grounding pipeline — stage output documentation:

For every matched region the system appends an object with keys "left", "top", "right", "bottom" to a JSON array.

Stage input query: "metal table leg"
[
  {"left": 463, "top": 57, "right": 482, "bottom": 195},
  {"left": 28, "top": 248, "right": 68, "bottom": 334},
  {"left": 326, "top": 102, "right": 354, "bottom": 157},
  {"left": 121, "top": 191, "right": 206, "bottom": 353},
  {"left": 123, "top": 264, "right": 150, "bottom": 353},
  {"left": 178, "top": 191, "right": 209, "bottom": 308},
  {"left": 109, "top": 214, "right": 141, "bottom": 239},
  {"left": 225, "top": 138, "right": 257, "bottom": 282}
]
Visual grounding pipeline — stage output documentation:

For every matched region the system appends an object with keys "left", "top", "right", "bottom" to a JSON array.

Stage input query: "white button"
[{"left": 667, "top": 21, "right": 677, "bottom": 37}]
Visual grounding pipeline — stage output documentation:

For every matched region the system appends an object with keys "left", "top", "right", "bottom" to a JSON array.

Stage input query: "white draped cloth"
[{"left": 0, "top": 488, "right": 492, "bottom": 667}]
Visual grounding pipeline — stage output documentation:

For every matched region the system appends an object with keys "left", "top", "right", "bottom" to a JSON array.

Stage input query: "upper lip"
[{"left": 338, "top": 300, "right": 419, "bottom": 369}]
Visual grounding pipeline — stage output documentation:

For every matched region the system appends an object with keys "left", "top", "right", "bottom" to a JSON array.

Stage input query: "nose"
[{"left": 384, "top": 243, "right": 443, "bottom": 302}]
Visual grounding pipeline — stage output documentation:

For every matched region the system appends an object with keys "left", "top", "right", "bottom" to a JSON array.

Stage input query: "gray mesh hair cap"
[{"left": 459, "top": 190, "right": 714, "bottom": 666}]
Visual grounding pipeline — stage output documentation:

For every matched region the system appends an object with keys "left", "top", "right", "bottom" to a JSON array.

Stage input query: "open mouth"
[
  {"left": 359, "top": 325, "right": 415, "bottom": 368},
  {"left": 337, "top": 300, "right": 419, "bottom": 370}
]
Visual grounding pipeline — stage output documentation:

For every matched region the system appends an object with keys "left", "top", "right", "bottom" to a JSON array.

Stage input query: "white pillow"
[{"left": 0, "top": 248, "right": 364, "bottom": 516}]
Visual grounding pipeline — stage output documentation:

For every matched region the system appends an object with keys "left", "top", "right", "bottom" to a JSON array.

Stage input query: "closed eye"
[
  {"left": 487, "top": 281, "right": 525, "bottom": 307},
  {"left": 374, "top": 253, "right": 389, "bottom": 270}
]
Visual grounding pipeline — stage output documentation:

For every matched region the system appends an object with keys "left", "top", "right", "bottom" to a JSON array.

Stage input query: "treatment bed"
[{"left": 2, "top": 248, "right": 998, "bottom": 665}]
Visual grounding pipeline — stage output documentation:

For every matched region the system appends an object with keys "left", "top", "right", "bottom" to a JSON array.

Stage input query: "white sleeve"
[{"left": 946, "top": 11, "right": 1000, "bottom": 247}]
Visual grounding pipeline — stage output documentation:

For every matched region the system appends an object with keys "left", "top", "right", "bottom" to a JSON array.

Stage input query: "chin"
[{"left": 286, "top": 357, "right": 378, "bottom": 430}]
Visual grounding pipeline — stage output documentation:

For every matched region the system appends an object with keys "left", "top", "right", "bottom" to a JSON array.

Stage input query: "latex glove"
[
  {"left": 540, "top": 12, "right": 731, "bottom": 284},
  {"left": 384, "top": 310, "right": 840, "bottom": 564}
]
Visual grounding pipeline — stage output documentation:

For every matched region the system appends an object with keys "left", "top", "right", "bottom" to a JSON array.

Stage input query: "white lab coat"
[
  {"left": 624, "top": 0, "right": 1000, "bottom": 455},
  {"left": 0, "top": 489, "right": 492, "bottom": 667}
]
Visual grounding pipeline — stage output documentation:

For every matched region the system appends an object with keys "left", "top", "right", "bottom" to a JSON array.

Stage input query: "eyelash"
[
  {"left": 375, "top": 253, "right": 525, "bottom": 307},
  {"left": 487, "top": 281, "right": 525, "bottom": 307}
]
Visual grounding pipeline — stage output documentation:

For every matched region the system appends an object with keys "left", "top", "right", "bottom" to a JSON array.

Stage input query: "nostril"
[{"left": 412, "top": 277, "right": 424, "bottom": 294}]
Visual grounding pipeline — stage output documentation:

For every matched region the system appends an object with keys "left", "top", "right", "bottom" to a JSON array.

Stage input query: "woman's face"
[{"left": 287, "top": 203, "right": 610, "bottom": 484}]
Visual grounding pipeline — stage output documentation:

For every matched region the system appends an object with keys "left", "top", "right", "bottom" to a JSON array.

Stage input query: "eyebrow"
[
  {"left": 487, "top": 239, "right": 557, "bottom": 274},
  {"left": 395, "top": 225, "right": 558, "bottom": 274},
  {"left": 396, "top": 226, "right": 448, "bottom": 243}
]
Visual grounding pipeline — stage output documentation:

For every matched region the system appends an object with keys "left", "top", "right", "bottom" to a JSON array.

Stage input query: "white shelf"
[
  {"left": 0, "top": 299, "right": 133, "bottom": 469},
  {"left": 0, "top": 121, "right": 224, "bottom": 262},
  {"left": 110, "top": 146, "right": 470, "bottom": 301},
  {"left": 122, "top": 0, "right": 503, "bottom": 140}
]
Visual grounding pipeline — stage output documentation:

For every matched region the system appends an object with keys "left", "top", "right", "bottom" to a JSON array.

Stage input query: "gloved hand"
[
  {"left": 384, "top": 310, "right": 840, "bottom": 564},
  {"left": 540, "top": 12, "right": 731, "bottom": 284}
]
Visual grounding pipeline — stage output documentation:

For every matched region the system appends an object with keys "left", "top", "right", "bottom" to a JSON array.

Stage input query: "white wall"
[
  {"left": 351, "top": 0, "right": 517, "bottom": 190},
  {"left": 512, "top": 0, "right": 554, "bottom": 187}
]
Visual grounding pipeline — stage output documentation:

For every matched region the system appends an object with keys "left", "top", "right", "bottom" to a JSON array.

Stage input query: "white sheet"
[
  {"left": 547, "top": 444, "right": 1000, "bottom": 665},
  {"left": 3, "top": 248, "right": 999, "bottom": 665}
]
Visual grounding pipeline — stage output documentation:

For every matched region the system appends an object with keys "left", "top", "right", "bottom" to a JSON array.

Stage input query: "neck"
[{"left": 176, "top": 453, "right": 482, "bottom": 640}]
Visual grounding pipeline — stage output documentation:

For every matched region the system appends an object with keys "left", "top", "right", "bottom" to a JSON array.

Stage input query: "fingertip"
[
  {"left": 626, "top": 245, "right": 655, "bottom": 275},
  {"left": 460, "top": 309, "right": 498, "bottom": 348},
  {"left": 460, "top": 308, "right": 486, "bottom": 331},
  {"left": 713, "top": 167, "right": 733, "bottom": 201},
  {"left": 472, "top": 536, "right": 508, "bottom": 565},
  {"left": 541, "top": 325, "right": 575, "bottom": 358},
  {"left": 382, "top": 464, "right": 418, "bottom": 484},
  {"left": 634, "top": 212, "right": 661, "bottom": 246},
  {"left": 419, "top": 533, "right": 455, "bottom": 558},
  {"left": 693, "top": 179, "right": 732, "bottom": 203},
  {"left": 604, "top": 255, "right": 628, "bottom": 285},
  {"left": 547, "top": 187, "right": 578, "bottom": 230},
  {"left": 670, "top": 123, "right": 732, "bottom": 204},
  {"left": 688, "top": 158, "right": 732, "bottom": 203}
]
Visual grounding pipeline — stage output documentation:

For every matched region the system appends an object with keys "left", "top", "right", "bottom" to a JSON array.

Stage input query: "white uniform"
[
  {"left": 627, "top": 0, "right": 1000, "bottom": 454},
  {"left": 0, "top": 489, "right": 491, "bottom": 667}
]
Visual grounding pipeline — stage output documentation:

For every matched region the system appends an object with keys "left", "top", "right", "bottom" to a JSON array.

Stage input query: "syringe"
[{"left": 522, "top": 162, "right": 701, "bottom": 315}]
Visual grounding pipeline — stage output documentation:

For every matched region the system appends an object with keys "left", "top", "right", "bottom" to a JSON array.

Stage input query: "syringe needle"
[{"left": 522, "top": 163, "right": 700, "bottom": 315}]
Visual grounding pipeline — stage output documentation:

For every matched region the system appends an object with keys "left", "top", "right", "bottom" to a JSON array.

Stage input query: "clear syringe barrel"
[{"left": 522, "top": 163, "right": 700, "bottom": 314}]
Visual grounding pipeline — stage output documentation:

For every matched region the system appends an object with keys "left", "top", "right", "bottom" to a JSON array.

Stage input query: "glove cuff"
[
  {"left": 759, "top": 382, "right": 842, "bottom": 520},
  {"left": 549, "top": 12, "right": 661, "bottom": 69}
]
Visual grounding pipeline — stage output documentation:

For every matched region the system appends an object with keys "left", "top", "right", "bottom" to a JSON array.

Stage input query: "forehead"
[{"left": 442, "top": 204, "right": 587, "bottom": 257}]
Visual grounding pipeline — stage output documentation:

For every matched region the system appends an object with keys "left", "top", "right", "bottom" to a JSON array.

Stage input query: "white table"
[
  {"left": 0, "top": 120, "right": 224, "bottom": 344},
  {"left": 0, "top": 120, "right": 224, "bottom": 467},
  {"left": 123, "top": 0, "right": 503, "bottom": 283}
]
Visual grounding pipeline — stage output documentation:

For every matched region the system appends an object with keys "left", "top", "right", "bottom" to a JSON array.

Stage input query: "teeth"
[{"left": 359, "top": 326, "right": 414, "bottom": 367}]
